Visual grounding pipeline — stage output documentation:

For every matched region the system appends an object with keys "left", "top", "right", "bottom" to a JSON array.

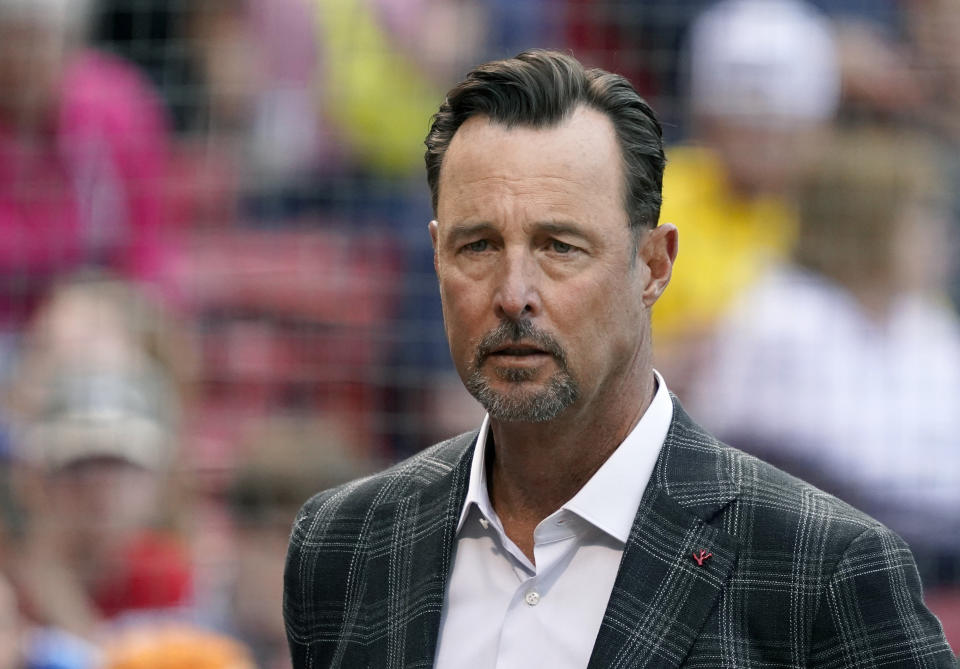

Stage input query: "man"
[{"left": 284, "top": 50, "right": 954, "bottom": 668}]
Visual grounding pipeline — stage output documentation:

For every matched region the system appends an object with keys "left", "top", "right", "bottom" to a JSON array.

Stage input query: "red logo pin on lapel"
[{"left": 692, "top": 549, "right": 713, "bottom": 566}]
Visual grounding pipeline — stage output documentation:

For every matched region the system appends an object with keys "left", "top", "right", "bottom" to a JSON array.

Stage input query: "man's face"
[{"left": 431, "top": 106, "right": 666, "bottom": 423}]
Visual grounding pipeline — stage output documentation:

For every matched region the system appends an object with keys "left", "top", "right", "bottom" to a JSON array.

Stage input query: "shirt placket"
[{"left": 494, "top": 509, "right": 580, "bottom": 668}]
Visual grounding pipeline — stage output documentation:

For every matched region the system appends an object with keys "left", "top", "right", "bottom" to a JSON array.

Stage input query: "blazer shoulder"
[
  {"left": 284, "top": 431, "right": 477, "bottom": 664},
  {"left": 663, "top": 405, "right": 882, "bottom": 547},
  {"left": 290, "top": 430, "right": 477, "bottom": 541},
  {"left": 720, "top": 441, "right": 891, "bottom": 549}
]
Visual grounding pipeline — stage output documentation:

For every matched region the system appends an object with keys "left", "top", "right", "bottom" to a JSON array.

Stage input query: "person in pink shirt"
[{"left": 0, "top": 0, "right": 173, "bottom": 331}]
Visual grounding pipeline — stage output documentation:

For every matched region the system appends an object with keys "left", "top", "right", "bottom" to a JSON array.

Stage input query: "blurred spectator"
[
  {"left": 222, "top": 415, "right": 377, "bottom": 669},
  {"left": 188, "top": 0, "right": 330, "bottom": 214},
  {"left": 905, "top": 0, "right": 960, "bottom": 310},
  {"left": 0, "top": 0, "right": 176, "bottom": 358},
  {"left": 10, "top": 367, "right": 190, "bottom": 637},
  {"left": 687, "top": 127, "right": 960, "bottom": 586},
  {"left": 652, "top": 0, "right": 840, "bottom": 396},
  {"left": 4, "top": 278, "right": 194, "bottom": 639}
]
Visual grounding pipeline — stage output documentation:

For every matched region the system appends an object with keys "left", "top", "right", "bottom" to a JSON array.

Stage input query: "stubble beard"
[{"left": 464, "top": 320, "right": 580, "bottom": 423}]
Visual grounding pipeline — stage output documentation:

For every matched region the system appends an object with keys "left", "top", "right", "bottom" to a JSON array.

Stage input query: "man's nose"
[{"left": 493, "top": 251, "right": 541, "bottom": 321}]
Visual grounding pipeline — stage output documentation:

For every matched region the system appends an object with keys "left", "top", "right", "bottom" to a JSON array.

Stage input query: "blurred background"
[{"left": 0, "top": 0, "right": 957, "bottom": 666}]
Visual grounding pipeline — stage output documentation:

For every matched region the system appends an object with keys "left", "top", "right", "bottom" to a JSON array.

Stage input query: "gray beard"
[{"left": 463, "top": 320, "right": 580, "bottom": 422}]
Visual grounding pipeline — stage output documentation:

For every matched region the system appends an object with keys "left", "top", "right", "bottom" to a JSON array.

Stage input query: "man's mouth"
[
  {"left": 489, "top": 344, "right": 550, "bottom": 358},
  {"left": 471, "top": 321, "right": 568, "bottom": 373}
]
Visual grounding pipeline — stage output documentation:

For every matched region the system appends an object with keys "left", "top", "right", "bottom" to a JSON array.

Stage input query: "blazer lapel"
[
  {"left": 588, "top": 400, "right": 740, "bottom": 669},
  {"left": 363, "top": 432, "right": 477, "bottom": 669}
]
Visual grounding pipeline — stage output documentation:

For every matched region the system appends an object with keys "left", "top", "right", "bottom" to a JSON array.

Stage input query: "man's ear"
[
  {"left": 429, "top": 220, "right": 440, "bottom": 273},
  {"left": 639, "top": 223, "right": 678, "bottom": 307}
]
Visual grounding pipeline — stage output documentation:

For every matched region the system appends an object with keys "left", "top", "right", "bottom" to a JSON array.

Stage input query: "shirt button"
[{"left": 524, "top": 591, "right": 541, "bottom": 606}]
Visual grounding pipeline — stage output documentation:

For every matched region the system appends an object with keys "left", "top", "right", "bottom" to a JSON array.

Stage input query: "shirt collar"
[
  {"left": 456, "top": 370, "right": 674, "bottom": 543},
  {"left": 457, "top": 412, "right": 495, "bottom": 534}
]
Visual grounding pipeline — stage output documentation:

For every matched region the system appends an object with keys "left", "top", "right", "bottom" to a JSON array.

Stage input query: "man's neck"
[{"left": 486, "top": 369, "right": 656, "bottom": 562}]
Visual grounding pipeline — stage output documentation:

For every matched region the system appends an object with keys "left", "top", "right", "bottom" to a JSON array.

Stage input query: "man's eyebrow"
[
  {"left": 445, "top": 222, "right": 497, "bottom": 243},
  {"left": 534, "top": 220, "right": 591, "bottom": 240},
  {"left": 444, "top": 220, "right": 592, "bottom": 243}
]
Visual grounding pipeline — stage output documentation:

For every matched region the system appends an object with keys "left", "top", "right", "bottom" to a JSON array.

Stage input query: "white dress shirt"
[{"left": 434, "top": 371, "right": 673, "bottom": 669}]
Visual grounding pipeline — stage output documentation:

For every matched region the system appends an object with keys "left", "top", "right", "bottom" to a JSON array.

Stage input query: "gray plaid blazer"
[{"left": 284, "top": 401, "right": 955, "bottom": 668}]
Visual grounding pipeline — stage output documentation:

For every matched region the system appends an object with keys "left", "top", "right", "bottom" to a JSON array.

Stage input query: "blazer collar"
[
  {"left": 649, "top": 396, "right": 739, "bottom": 521},
  {"left": 587, "top": 397, "right": 741, "bottom": 669}
]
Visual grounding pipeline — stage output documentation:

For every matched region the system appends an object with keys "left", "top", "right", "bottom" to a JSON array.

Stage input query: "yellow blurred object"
[
  {"left": 653, "top": 145, "right": 797, "bottom": 338},
  {"left": 315, "top": 0, "right": 443, "bottom": 174},
  {"left": 102, "top": 625, "right": 255, "bottom": 669}
]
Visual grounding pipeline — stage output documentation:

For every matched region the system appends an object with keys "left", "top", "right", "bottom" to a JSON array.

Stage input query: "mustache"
[{"left": 473, "top": 320, "right": 568, "bottom": 367}]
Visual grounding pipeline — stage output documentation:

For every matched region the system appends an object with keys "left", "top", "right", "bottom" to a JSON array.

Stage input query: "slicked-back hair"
[{"left": 425, "top": 49, "right": 666, "bottom": 233}]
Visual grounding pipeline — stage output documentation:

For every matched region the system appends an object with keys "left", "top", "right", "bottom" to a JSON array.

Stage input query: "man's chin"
[
  {"left": 464, "top": 371, "right": 579, "bottom": 423},
  {"left": 493, "top": 368, "right": 547, "bottom": 385},
  {"left": 480, "top": 395, "right": 566, "bottom": 423}
]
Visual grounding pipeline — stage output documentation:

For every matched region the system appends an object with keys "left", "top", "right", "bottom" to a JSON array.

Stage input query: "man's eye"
[
  {"left": 464, "top": 240, "right": 489, "bottom": 253},
  {"left": 550, "top": 240, "right": 574, "bottom": 254}
]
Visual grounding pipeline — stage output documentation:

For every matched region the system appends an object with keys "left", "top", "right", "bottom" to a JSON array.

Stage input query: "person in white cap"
[
  {"left": 8, "top": 366, "right": 191, "bottom": 640},
  {"left": 652, "top": 0, "right": 840, "bottom": 394},
  {"left": 2, "top": 278, "right": 193, "bottom": 641}
]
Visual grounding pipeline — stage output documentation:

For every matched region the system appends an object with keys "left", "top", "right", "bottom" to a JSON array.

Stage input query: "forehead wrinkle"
[
  {"left": 451, "top": 175, "right": 605, "bottom": 211},
  {"left": 442, "top": 174, "right": 590, "bottom": 219},
  {"left": 451, "top": 172, "right": 585, "bottom": 194}
]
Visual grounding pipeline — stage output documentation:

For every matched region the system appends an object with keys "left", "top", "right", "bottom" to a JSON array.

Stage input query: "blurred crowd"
[{"left": 0, "top": 0, "right": 958, "bottom": 665}]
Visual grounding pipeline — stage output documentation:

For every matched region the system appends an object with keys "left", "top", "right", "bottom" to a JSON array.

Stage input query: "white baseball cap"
[
  {"left": 688, "top": 0, "right": 840, "bottom": 123},
  {"left": 23, "top": 368, "right": 174, "bottom": 471}
]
